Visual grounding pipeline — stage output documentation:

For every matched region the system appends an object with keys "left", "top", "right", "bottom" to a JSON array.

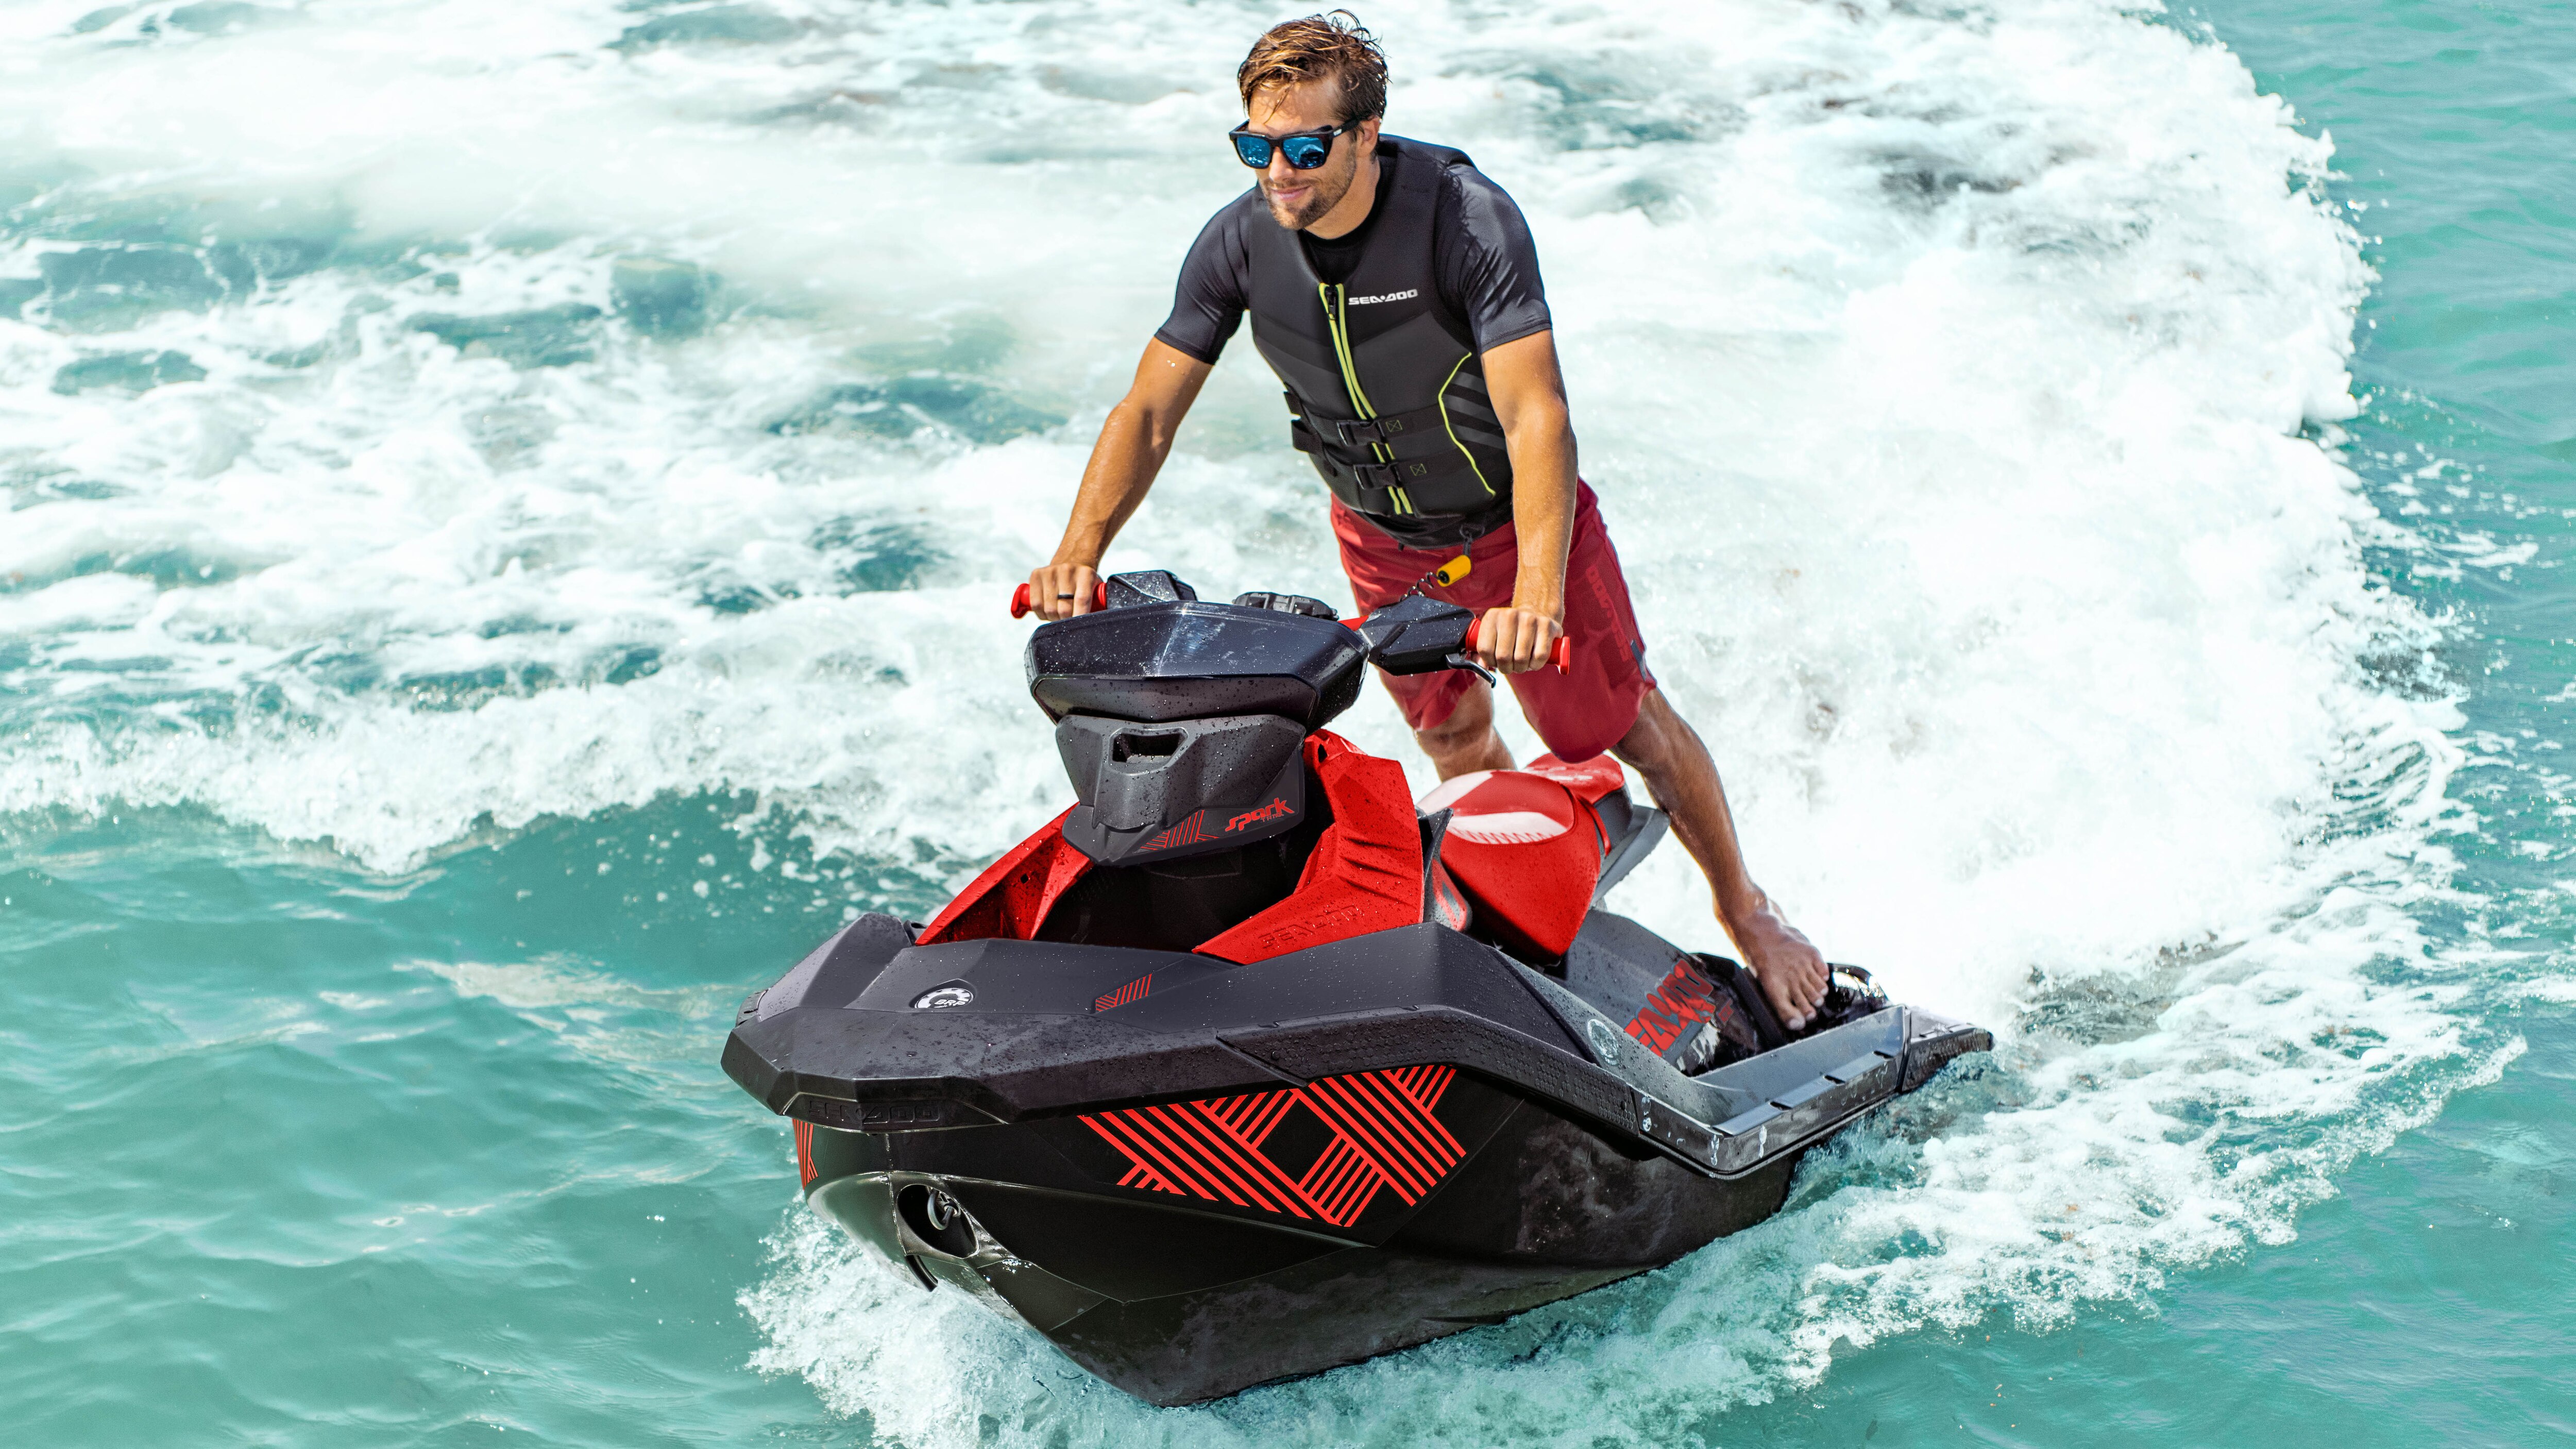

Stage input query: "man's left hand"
[{"left": 1474, "top": 605, "right": 1563, "bottom": 675}]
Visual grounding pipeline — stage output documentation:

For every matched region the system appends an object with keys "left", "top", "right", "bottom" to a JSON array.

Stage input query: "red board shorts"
[{"left": 1333, "top": 481, "right": 1656, "bottom": 764}]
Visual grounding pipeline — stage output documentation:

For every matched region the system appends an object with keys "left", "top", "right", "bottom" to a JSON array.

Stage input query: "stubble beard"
[{"left": 1263, "top": 146, "right": 1359, "bottom": 232}]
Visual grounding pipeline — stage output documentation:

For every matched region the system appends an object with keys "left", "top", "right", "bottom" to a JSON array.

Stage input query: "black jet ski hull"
[
  {"left": 799, "top": 1098, "right": 1802, "bottom": 1405},
  {"left": 728, "top": 912, "right": 1990, "bottom": 1405}
]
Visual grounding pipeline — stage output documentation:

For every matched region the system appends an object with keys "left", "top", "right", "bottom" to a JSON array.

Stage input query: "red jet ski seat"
[{"left": 1417, "top": 753, "right": 1628, "bottom": 959}]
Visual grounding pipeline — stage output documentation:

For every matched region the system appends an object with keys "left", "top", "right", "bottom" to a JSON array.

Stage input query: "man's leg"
[
  {"left": 1609, "top": 689, "right": 1832, "bottom": 1030},
  {"left": 1413, "top": 679, "right": 1516, "bottom": 780}
]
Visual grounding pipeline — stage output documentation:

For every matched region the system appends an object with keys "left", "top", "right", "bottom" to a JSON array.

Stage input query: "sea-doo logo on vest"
[
  {"left": 1347, "top": 289, "right": 1418, "bottom": 306},
  {"left": 1228, "top": 798, "right": 1295, "bottom": 832}
]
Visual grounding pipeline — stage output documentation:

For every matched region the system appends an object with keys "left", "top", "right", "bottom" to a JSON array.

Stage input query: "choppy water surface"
[{"left": 2, "top": 0, "right": 2569, "bottom": 1443}]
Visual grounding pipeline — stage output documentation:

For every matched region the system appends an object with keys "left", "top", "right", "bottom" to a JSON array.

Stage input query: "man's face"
[{"left": 1246, "top": 80, "right": 1376, "bottom": 232}]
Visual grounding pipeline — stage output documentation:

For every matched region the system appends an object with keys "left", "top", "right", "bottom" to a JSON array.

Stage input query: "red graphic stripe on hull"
[
  {"left": 1086, "top": 1111, "right": 1232, "bottom": 1207},
  {"left": 1093, "top": 973, "right": 1154, "bottom": 1013},
  {"left": 1348, "top": 1066, "right": 1464, "bottom": 1168},
  {"left": 1301, "top": 1075, "right": 1452, "bottom": 1200},
  {"left": 1184, "top": 1100, "right": 1326, "bottom": 1218},
  {"left": 1133, "top": 1102, "right": 1312, "bottom": 1219},
  {"left": 1080, "top": 1067, "right": 1464, "bottom": 1227},
  {"left": 1156, "top": 1102, "right": 1311, "bottom": 1218}
]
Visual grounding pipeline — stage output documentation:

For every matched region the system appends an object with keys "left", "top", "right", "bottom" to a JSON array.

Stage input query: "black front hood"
[
  {"left": 722, "top": 914, "right": 1991, "bottom": 1181},
  {"left": 723, "top": 922, "right": 1584, "bottom": 1124}
]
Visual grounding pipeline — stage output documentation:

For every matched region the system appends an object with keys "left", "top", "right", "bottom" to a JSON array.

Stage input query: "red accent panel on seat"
[
  {"left": 1429, "top": 770, "right": 1608, "bottom": 958},
  {"left": 914, "top": 807, "right": 1094, "bottom": 945},
  {"left": 1195, "top": 731, "right": 1423, "bottom": 965},
  {"left": 1080, "top": 1065, "right": 1463, "bottom": 1227},
  {"left": 1521, "top": 751, "right": 1629, "bottom": 804}
]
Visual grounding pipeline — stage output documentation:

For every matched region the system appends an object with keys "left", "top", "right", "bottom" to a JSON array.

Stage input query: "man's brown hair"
[{"left": 1236, "top": 11, "right": 1387, "bottom": 123}]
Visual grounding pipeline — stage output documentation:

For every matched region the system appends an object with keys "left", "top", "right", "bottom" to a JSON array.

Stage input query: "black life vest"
[{"left": 1245, "top": 137, "right": 1514, "bottom": 547}]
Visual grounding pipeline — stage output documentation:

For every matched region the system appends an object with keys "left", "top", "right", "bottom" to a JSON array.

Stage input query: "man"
[{"left": 1024, "top": 13, "right": 1834, "bottom": 1029}]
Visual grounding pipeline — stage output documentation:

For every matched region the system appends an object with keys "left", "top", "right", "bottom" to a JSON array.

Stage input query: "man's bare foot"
[{"left": 1724, "top": 900, "right": 1828, "bottom": 1032}]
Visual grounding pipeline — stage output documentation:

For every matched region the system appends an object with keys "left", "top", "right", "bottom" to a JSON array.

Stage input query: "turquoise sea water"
[{"left": 2, "top": 1, "right": 2569, "bottom": 1444}]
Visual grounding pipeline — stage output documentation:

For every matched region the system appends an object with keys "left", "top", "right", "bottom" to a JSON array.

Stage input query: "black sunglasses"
[{"left": 1230, "top": 121, "right": 1353, "bottom": 171}]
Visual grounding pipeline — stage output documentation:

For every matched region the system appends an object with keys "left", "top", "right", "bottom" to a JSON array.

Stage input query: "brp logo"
[
  {"left": 1586, "top": 1018, "right": 1623, "bottom": 1065},
  {"left": 911, "top": 982, "right": 975, "bottom": 1010}
]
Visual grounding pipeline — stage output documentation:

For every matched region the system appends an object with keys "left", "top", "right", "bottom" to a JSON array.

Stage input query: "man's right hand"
[{"left": 1027, "top": 562, "right": 1102, "bottom": 620}]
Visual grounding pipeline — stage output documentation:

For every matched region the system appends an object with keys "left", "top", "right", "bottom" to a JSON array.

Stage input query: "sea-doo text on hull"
[{"left": 722, "top": 570, "right": 1989, "bottom": 1404}]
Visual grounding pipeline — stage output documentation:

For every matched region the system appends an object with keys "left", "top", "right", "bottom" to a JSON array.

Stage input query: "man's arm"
[
  {"left": 1028, "top": 339, "right": 1214, "bottom": 620},
  {"left": 1476, "top": 329, "right": 1575, "bottom": 673}
]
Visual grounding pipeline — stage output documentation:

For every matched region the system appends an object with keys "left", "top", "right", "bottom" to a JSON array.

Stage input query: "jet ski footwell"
[{"left": 725, "top": 915, "right": 1988, "bottom": 1405}]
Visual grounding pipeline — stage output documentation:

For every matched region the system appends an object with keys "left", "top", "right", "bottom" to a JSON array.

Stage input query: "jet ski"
[{"left": 721, "top": 569, "right": 1990, "bottom": 1406}]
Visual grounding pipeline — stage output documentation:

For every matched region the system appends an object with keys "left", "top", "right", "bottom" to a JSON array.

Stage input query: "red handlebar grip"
[
  {"left": 1462, "top": 616, "right": 1571, "bottom": 674},
  {"left": 1011, "top": 580, "right": 1109, "bottom": 618}
]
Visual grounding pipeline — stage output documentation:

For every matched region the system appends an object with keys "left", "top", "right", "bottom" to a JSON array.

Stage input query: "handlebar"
[
  {"left": 1463, "top": 615, "right": 1572, "bottom": 675},
  {"left": 1009, "top": 581, "right": 1568, "bottom": 676},
  {"left": 1010, "top": 580, "right": 1108, "bottom": 618}
]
